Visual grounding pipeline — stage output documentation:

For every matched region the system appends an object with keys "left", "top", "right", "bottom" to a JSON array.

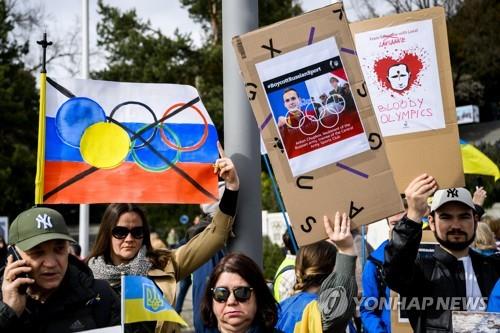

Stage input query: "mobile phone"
[{"left": 6, "top": 245, "right": 29, "bottom": 294}]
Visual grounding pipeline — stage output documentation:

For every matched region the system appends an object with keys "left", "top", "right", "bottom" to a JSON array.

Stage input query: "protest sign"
[
  {"left": 351, "top": 7, "right": 464, "bottom": 191},
  {"left": 256, "top": 37, "right": 370, "bottom": 176},
  {"left": 38, "top": 77, "right": 218, "bottom": 204},
  {"left": 232, "top": 3, "right": 403, "bottom": 246}
]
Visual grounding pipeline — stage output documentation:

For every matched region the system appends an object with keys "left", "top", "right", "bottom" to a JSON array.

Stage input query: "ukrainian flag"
[
  {"left": 122, "top": 275, "right": 187, "bottom": 326},
  {"left": 460, "top": 140, "right": 499, "bottom": 182}
]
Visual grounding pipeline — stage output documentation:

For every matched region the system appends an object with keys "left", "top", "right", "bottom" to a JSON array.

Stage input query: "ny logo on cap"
[
  {"left": 36, "top": 214, "right": 53, "bottom": 230},
  {"left": 446, "top": 188, "right": 459, "bottom": 198}
]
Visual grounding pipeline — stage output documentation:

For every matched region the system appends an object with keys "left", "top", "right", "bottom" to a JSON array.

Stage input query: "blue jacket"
[
  {"left": 487, "top": 279, "right": 500, "bottom": 312},
  {"left": 360, "top": 240, "right": 391, "bottom": 333}
]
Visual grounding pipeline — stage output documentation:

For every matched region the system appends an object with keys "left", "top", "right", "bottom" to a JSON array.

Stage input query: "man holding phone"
[{"left": 0, "top": 207, "right": 120, "bottom": 332}]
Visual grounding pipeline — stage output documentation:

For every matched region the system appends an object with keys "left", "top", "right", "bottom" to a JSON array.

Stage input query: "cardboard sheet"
[
  {"left": 351, "top": 7, "right": 464, "bottom": 192},
  {"left": 232, "top": 3, "right": 403, "bottom": 246}
]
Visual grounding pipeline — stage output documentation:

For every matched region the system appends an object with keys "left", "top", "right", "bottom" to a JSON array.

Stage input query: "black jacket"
[
  {"left": 0, "top": 255, "right": 120, "bottom": 332},
  {"left": 384, "top": 216, "right": 500, "bottom": 333}
]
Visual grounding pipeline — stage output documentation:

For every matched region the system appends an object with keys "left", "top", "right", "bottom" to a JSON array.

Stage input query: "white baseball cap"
[{"left": 430, "top": 188, "right": 475, "bottom": 213}]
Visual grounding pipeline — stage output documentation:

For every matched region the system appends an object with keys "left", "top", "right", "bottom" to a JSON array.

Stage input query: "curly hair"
[
  {"left": 200, "top": 253, "right": 278, "bottom": 332},
  {"left": 294, "top": 240, "right": 337, "bottom": 292}
]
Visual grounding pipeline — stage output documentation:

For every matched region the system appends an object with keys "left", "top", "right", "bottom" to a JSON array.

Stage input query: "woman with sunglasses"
[
  {"left": 87, "top": 143, "right": 239, "bottom": 333},
  {"left": 276, "top": 212, "right": 357, "bottom": 333},
  {"left": 201, "top": 253, "right": 283, "bottom": 333}
]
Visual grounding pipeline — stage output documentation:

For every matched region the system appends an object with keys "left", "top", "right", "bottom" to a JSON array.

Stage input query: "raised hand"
[
  {"left": 213, "top": 141, "right": 239, "bottom": 191},
  {"left": 323, "top": 212, "right": 355, "bottom": 255},
  {"left": 472, "top": 186, "right": 487, "bottom": 207},
  {"left": 405, "top": 173, "right": 437, "bottom": 222}
]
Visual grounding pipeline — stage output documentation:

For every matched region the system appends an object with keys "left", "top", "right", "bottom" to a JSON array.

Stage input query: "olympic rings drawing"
[
  {"left": 54, "top": 97, "right": 210, "bottom": 171},
  {"left": 131, "top": 123, "right": 182, "bottom": 172},
  {"left": 284, "top": 93, "right": 345, "bottom": 136},
  {"left": 109, "top": 101, "right": 158, "bottom": 149},
  {"left": 160, "top": 103, "right": 209, "bottom": 152}
]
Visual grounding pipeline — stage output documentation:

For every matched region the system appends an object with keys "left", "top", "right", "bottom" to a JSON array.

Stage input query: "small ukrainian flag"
[
  {"left": 460, "top": 140, "right": 499, "bottom": 182},
  {"left": 122, "top": 275, "right": 187, "bottom": 326}
]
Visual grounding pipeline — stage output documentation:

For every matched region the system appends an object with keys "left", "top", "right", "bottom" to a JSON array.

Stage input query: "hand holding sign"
[
  {"left": 323, "top": 212, "right": 355, "bottom": 255},
  {"left": 213, "top": 142, "right": 240, "bottom": 191}
]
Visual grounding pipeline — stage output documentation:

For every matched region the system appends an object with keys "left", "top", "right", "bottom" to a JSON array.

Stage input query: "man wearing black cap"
[
  {"left": 0, "top": 207, "right": 120, "bottom": 332},
  {"left": 384, "top": 174, "right": 500, "bottom": 333}
]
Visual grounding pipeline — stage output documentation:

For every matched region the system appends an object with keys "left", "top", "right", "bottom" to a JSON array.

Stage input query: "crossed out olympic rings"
[
  {"left": 284, "top": 93, "right": 346, "bottom": 136},
  {"left": 105, "top": 101, "right": 209, "bottom": 172}
]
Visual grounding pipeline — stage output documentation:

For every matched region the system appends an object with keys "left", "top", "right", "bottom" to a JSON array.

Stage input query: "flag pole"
[
  {"left": 35, "top": 33, "right": 52, "bottom": 205},
  {"left": 262, "top": 153, "right": 298, "bottom": 253},
  {"left": 79, "top": 0, "right": 90, "bottom": 258}
]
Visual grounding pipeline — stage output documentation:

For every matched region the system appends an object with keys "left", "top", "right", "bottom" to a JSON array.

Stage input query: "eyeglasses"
[
  {"left": 111, "top": 226, "right": 144, "bottom": 240},
  {"left": 211, "top": 286, "right": 253, "bottom": 303}
]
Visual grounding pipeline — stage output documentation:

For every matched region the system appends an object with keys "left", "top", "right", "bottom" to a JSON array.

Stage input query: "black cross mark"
[
  {"left": 301, "top": 216, "right": 316, "bottom": 233},
  {"left": 349, "top": 201, "right": 364, "bottom": 219},
  {"left": 273, "top": 137, "right": 284, "bottom": 153},
  {"left": 296, "top": 176, "right": 314, "bottom": 190},
  {"left": 245, "top": 82, "right": 257, "bottom": 101},
  {"left": 261, "top": 39, "right": 281, "bottom": 58},
  {"left": 332, "top": 8, "right": 343, "bottom": 20},
  {"left": 447, "top": 188, "right": 459, "bottom": 198},
  {"left": 368, "top": 133, "right": 382, "bottom": 150},
  {"left": 356, "top": 82, "right": 367, "bottom": 97}
]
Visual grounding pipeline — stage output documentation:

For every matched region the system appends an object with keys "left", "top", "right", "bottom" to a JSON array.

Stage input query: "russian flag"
[
  {"left": 38, "top": 77, "right": 219, "bottom": 204},
  {"left": 122, "top": 275, "right": 187, "bottom": 326}
]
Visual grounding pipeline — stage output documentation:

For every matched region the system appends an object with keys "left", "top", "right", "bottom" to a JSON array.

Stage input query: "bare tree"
[
  {"left": 383, "top": 0, "right": 464, "bottom": 17},
  {"left": 8, "top": 0, "right": 85, "bottom": 77}
]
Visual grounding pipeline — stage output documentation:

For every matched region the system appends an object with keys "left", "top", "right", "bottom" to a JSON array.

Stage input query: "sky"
[{"left": 19, "top": 0, "right": 391, "bottom": 78}]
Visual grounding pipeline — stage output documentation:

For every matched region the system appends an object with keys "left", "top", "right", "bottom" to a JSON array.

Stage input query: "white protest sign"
[
  {"left": 256, "top": 37, "right": 369, "bottom": 176},
  {"left": 355, "top": 19, "right": 445, "bottom": 137}
]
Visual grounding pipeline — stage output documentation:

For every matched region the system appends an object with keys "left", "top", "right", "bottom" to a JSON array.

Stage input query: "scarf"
[{"left": 88, "top": 246, "right": 152, "bottom": 285}]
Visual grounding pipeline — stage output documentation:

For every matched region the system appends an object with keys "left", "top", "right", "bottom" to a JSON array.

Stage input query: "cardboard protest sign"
[
  {"left": 351, "top": 7, "right": 464, "bottom": 192},
  {"left": 232, "top": 3, "right": 403, "bottom": 246}
]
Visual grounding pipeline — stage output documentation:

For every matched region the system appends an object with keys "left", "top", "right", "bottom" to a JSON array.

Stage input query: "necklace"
[{"left": 27, "top": 289, "right": 48, "bottom": 304}]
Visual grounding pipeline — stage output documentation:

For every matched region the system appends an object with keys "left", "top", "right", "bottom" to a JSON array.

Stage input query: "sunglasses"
[
  {"left": 211, "top": 286, "right": 253, "bottom": 303},
  {"left": 111, "top": 226, "right": 144, "bottom": 240}
]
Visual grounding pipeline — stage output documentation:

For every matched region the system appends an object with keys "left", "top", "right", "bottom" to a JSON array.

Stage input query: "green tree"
[
  {"left": 448, "top": 0, "right": 500, "bottom": 121},
  {"left": 94, "top": 1, "right": 200, "bottom": 85},
  {"left": 262, "top": 235, "right": 285, "bottom": 280},
  {"left": 179, "top": 0, "right": 302, "bottom": 43},
  {"left": 0, "top": 0, "right": 38, "bottom": 221},
  {"left": 261, "top": 170, "right": 279, "bottom": 212}
]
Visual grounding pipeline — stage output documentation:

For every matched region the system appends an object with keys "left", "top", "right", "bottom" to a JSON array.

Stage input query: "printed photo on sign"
[
  {"left": 354, "top": 19, "right": 445, "bottom": 137},
  {"left": 256, "top": 37, "right": 369, "bottom": 176}
]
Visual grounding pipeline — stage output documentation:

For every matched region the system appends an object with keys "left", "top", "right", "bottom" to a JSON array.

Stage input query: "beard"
[{"left": 434, "top": 229, "right": 475, "bottom": 251}]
